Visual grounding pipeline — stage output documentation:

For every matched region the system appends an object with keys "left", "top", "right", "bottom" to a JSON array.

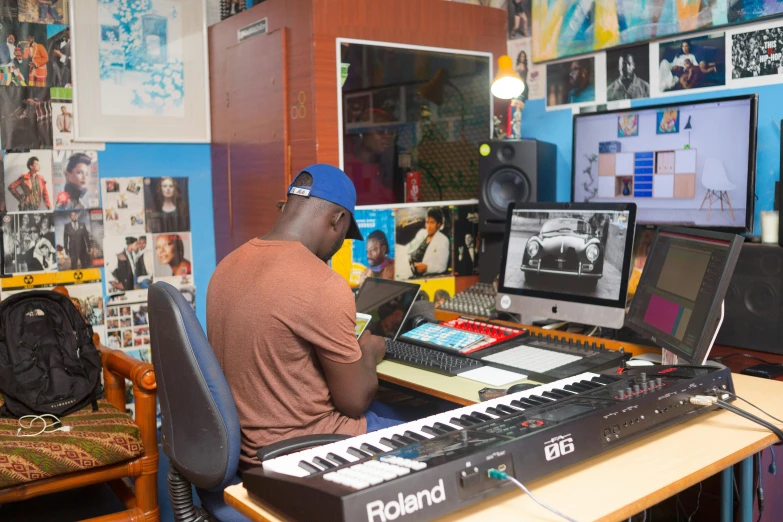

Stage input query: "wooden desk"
[{"left": 226, "top": 374, "right": 783, "bottom": 522}]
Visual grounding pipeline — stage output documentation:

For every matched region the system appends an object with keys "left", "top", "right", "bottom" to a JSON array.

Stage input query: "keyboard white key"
[
  {"left": 482, "top": 345, "right": 582, "bottom": 373},
  {"left": 262, "top": 372, "right": 601, "bottom": 478}
]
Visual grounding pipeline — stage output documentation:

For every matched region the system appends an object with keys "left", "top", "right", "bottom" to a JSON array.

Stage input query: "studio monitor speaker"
[
  {"left": 716, "top": 243, "right": 783, "bottom": 355},
  {"left": 478, "top": 140, "right": 557, "bottom": 234}
]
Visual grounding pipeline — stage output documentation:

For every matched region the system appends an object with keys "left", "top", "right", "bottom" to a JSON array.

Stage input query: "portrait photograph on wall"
[
  {"left": 144, "top": 176, "right": 190, "bottom": 233},
  {"left": 606, "top": 44, "right": 650, "bottom": 101},
  {"left": 52, "top": 149, "right": 100, "bottom": 210},
  {"left": 546, "top": 56, "right": 597, "bottom": 107},
  {"left": 656, "top": 33, "right": 726, "bottom": 94},
  {"left": 4, "top": 150, "right": 53, "bottom": 212},
  {"left": 728, "top": 20, "right": 783, "bottom": 87},
  {"left": 54, "top": 208, "right": 104, "bottom": 270}
]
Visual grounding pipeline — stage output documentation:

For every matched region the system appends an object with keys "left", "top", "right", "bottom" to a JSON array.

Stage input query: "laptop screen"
[{"left": 355, "top": 279, "right": 420, "bottom": 340}]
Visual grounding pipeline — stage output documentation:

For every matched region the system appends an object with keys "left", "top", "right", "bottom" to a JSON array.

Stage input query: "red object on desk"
[{"left": 439, "top": 316, "right": 526, "bottom": 354}]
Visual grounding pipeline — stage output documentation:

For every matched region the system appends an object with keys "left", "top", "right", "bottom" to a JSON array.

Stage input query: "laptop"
[{"left": 354, "top": 279, "right": 421, "bottom": 340}]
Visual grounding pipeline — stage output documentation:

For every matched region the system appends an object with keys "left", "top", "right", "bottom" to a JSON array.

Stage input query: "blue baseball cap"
[{"left": 287, "top": 164, "right": 363, "bottom": 241}]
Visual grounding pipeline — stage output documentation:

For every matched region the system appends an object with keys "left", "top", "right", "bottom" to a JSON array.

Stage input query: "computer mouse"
[{"left": 506, "top": 383, "right": 537, "bottom": 394}]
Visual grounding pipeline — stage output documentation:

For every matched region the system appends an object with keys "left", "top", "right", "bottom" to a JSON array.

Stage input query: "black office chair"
[{"left": 149, "top": 282, "right": 350, "bottom": 521}]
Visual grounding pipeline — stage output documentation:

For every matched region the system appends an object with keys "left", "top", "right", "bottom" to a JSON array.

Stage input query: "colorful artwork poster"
[
  {"left": 409, "top": 277, "right": 456, "bottom": 309},
  {"left": 657, "top": 33, "right": 726, "bottom": 93},
  {"left": 394, "top": 206, "right": 452, "bottom": 281},
  {"left": 19, "top": 0, "right": 68, "bottom": 24},
  {"left": 46, "top": 24, "right": 71, "bottom": 89},
  {"left": 351, "top": 208, "right": 395, "bottom": 289},
  {"left": 532, "top": 0, "right": 783, "bottom": 62},
  {"left": 657, "top": 108, "right": 680, "bottom": 134},
  {"left": 98, "top": 0, "right": 185, "bottom": 117},
  {"left": 618, "top": 114, "right": 639, "bottom": 137},
  {"left": 104, "top": 233, "right": 152, "bottom": 296}
]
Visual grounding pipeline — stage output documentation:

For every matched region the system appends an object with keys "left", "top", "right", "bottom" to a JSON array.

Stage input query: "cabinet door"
[
  {"left": 598, "top": 153, "right": 615, "bottom": 176},
  {"left": 674, "top": 174, "right": 696, "bottom": 198},
  {"left": 675, "top": 149, "right": 697, "bottom": 174},
  {"left": 615, "top": 153, "right": 634, "bottom": 176},
  {"left": 654, "top": 175, "right": 674, "bottom": 198},
  {"left": 226, "top": 30, "right": 286, "bottom": 253},
  {"left": 598, "top": 177, "right": 615, "bottom": 197}
]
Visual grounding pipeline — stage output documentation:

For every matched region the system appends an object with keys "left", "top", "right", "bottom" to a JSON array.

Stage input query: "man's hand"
[
  {"left": 413, "top": 262, "right": 427, "bottom": 274},
  {"left": 359, "top": 331, "right": 386, "bottom": 364}
]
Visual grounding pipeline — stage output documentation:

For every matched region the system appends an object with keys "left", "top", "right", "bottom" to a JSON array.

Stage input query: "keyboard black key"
[
  {"left": 326, "top": 453, "right": 349, "bottom": 466},
  {"left": 548, "top": 389, "right": 574, "bottom": 398},
  {"left": 470, "top": 412, "right": 493, "bottom": 422},
  {"left": 542, "top": 391, "right": 562, "bottom": 400},
  {"left": 461, "top": 414, "right": 480, "bottom": 426},
  {"left": 434, "top": 422, "right": 458, "bottom": 433},
  {"left": 379, "top": 437, "right": 403, "bottom": 449},
  {"left": 347, "top": 447, "right": 372, "bottom": 459},
  {"left": 404, "top": 431, "right": 427, "bottom": 442},
  {"left": 525, "top": 395, "right": 550, "bottom": 405},
  {"left": 515, "top": 398, "right": 540, "bottom": 408},
  {"left": 484, "top": 407, "right": 504, "bottom": 417},
  {"left": 579, "top": 380, "right": 603, "bottom": 389},
  {"left": 496, "top": 404, "right": 519, "bottom": 414},
  {"left": 564, "top": 384, "right": 587, "bottom": 393},
  {"left": 298, "top": 461, "right": 322, "bottom": 475},
  {"left": 593, "top": 375, "right": 617, "bottom": 385},
  {"left": 312, "top": 457, "right": 336, "bottom": 469},
  {"left": 422, "top": 425, "right": 447, "bottom": 436},
  {"left": 450, "top": 417, "right": 474, "bottom": 428},
  {"left": 360, "top": 443, "right": 384, "bottom": 455},
  {"left": 392, "top": 434, "right": 417, "bottom": 445}
]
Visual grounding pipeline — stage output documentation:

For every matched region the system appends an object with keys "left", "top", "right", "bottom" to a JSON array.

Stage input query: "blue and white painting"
[{"left": 98, "top": 0, "right": 184, "bottom": 118}]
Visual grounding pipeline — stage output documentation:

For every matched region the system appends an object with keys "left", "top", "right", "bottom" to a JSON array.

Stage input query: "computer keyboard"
[
  {"left": 481, "top": 345, "right": 583, "bottom": 373},
  {"left": 384, "top": 340, "right": 483, "bottom": 376},
  {"left": 440, "top": 282, "right": 496, "bottom": 318}
]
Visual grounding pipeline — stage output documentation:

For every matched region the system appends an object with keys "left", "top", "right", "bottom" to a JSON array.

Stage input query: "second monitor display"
[
  {"left": 572, "top": 95, "right": 757, "bottom": 232},
  {"left": 502, "top": 208, "right": 632, "bottom": 301}
]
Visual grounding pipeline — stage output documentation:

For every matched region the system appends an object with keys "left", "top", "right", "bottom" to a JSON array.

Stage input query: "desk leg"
[
  {"left": 722, "top": 465, "right": 733, "bottom": 522},
  {"left": 739, "top": 455, "right": 754, "bottom": 522}
]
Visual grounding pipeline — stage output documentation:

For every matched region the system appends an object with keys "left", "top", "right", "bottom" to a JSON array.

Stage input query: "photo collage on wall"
[
  {"left": 503, "top": 2, "right": 783, "bottom": 112},
  {"left": 333, "top": 203, "right": 478, "bottom": 309}
]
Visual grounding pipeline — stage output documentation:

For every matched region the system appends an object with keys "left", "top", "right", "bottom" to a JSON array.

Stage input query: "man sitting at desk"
[{"left": 207, "top": 164, "right": 404, "bottom": 468}]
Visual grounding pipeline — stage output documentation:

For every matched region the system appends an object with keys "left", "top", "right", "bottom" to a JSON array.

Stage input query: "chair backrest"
[
  {"left": 702, "top": 158, "right": 735, "bottom": 190},
  {"left": 149, "top": 282, "right": 241, "bottom": 491}
]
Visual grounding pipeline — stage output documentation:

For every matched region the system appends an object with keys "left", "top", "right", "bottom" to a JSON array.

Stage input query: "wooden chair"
[{"left": 0, "top": 286, "right": 159, "bottom": 522}]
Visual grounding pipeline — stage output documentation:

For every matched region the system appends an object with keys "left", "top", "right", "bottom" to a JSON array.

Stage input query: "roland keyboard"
[{"left": 244, "top": 366, "right": 735, "bottom": 522}]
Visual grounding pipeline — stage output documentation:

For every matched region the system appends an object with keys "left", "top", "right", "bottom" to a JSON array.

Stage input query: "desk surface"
[{"left": 225, "top": 373, "right": 783, "bottom": 522}]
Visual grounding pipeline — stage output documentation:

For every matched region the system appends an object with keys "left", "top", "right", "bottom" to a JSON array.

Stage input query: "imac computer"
[
  {"left": 571, "top": 94, "right": 758, "bottom": 233},
  {"left": 496, "top": 202, "right": 637, "bottom": 329},
  {"left": 626, "top": 227, "right": 743, "bottom": 365}
]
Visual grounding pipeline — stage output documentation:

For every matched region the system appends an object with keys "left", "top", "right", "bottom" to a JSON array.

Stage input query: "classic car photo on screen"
[{"left": 502, "top": 210, "right": 628, "bottom": 300}]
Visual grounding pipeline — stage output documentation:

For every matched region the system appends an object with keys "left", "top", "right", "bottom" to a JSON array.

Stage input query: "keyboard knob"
[
  {"left": 640, "top": 373, "right": 647, "bottom": 382},
  {"left": 656, "top": 378, "right": 663, "bottom": 387},
  {"left": 626, "top": 387, "right": 633, "bottom": 397},
  {"left": 633, "top": 385, "right": 641, "bottom": 395}
]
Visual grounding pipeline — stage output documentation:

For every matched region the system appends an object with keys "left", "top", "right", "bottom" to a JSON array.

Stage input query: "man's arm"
[
  {"left": 296, "top": 273, "right": 385, "bottom": 419},
  {"left": 315, "top": 332, "right": 385, "bottom": 419}
]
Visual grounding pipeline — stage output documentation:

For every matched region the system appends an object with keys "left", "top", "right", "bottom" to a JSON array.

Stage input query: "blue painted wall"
[
  {"left": 520, "top": 85, "right": 781, "bottom": 236},
  {"left": 98, "top": 143, "right": 216, "bottom": 325}
]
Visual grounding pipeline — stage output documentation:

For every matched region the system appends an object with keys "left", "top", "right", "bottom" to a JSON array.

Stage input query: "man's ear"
[{"left": 330, "top": 209, "right": 346, "bottom": 230}]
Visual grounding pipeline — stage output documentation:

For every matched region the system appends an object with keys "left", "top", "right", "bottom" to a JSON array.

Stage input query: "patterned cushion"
[{"left": 0, "top": 398, "right": 144, "bottom": 489}]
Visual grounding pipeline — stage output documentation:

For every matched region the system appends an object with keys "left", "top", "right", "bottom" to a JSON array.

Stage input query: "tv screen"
[
  {"left": 338, "top": 39, "right": 492, "bottom": 206},
  {"left": 571, "top": 95, "right": 757, "bottom": 232}
]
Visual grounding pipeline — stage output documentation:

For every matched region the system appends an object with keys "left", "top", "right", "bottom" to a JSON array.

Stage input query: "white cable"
[
  {"left": 16, "top": 414, "right": 71, "bottom": 437},
  {"left": 507, "top": 475, "right": 580, "bottom": 522}
]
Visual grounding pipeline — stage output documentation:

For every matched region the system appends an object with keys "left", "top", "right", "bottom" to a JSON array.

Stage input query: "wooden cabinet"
[{"left": 208, "top": 0, "right": 506, "bottom": 262}]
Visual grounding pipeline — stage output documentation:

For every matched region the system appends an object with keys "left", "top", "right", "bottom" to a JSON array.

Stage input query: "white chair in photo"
[{"left": 699, "top": 158, "right": 736, "bottom": 221}]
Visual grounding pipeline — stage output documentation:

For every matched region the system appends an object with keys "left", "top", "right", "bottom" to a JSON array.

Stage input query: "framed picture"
[
  {"left": 618, "top": 114, "right": 639, "bottom": 137},
  {"left": 71, "top": 0, "right": 210, "bottom": 143},
  {"left": 657, "top": 109, "right": 680, "bottom": 134}
]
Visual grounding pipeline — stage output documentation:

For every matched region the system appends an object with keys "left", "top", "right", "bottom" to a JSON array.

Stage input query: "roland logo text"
[{"left": 366, "top": 479, "right": 446, "bottom": 521}]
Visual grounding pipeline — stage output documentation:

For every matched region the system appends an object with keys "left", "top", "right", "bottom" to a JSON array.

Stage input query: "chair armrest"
[
  {"left": 257, "top": 434, "right": 352, "bottom": 462},
  {"left": 97, "top": 342, "right": 157, "bottom": 392}
]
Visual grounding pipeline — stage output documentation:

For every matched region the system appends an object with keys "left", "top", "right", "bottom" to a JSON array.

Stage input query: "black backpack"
[{"left": 0, "top": 290, "right": 103, "bottom": 418}]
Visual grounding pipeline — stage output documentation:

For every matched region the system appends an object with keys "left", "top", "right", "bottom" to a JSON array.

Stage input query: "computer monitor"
[
  {"left": 496, "top": 202, "right": 637, "bottom": 329},
  {"left": 626, "top": 227, "right": 743, "bottom": 364},
  {"left": 355, "top": 279, "right": 420, "bottom": 340},
  {"left": 571, "top": 94, "right": 758, "bottom": 233}
]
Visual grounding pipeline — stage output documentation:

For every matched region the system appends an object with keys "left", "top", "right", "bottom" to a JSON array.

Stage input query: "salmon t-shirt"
[{"left": 207, "top": 239, "right": 366, "bottom": 466}]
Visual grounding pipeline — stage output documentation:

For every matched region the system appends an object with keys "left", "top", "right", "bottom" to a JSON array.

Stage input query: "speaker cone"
[{"left": 484, "top": 167, "right": 531, "bottom": 216}]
